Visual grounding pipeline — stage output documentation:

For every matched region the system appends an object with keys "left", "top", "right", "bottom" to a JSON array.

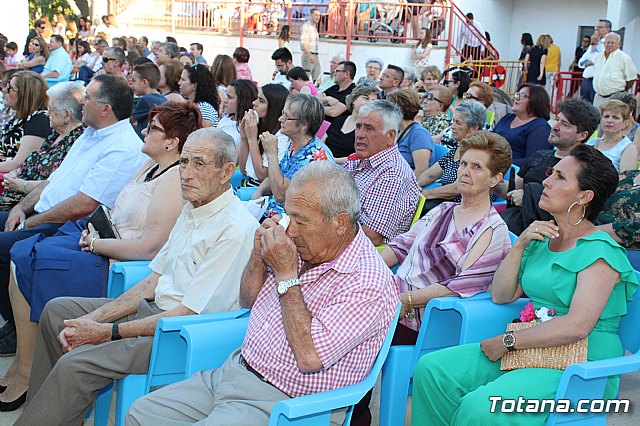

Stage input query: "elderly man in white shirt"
[
  {"left": 593, "top": 32, "right": 638, "bottom": 107},
  {"left": 16, "top": 128, "right": 260, "bottom": 426},
  {"left": 0, "top": 75, "right": 145, "bottom": 348}
]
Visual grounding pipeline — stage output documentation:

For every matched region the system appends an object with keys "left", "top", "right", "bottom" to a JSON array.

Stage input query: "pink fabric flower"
[{"left": 519, "top": 302, "right": 537, "bottom": 322}]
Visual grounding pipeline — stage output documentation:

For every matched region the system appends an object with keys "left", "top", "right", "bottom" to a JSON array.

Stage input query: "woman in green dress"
[{"left": 412, "top": 144, "right": 639, "bottom": 425}]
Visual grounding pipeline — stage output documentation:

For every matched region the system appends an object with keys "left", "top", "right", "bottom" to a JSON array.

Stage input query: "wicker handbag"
[{"left": 500, "top": 322, "right": 588, "bottom": 371}]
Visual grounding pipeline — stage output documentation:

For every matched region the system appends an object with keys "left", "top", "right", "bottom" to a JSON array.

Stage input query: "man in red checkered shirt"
[
  {"left": 344, "top": 99, "right": 421, "bottom": 246},
  {"left": 127, "top": 161, "right": 400, "bottom": 425}
]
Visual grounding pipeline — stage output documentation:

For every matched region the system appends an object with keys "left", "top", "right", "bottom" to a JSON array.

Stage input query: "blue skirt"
[{"left": 11, "top": 219, "right": 110, "bottom": 322}]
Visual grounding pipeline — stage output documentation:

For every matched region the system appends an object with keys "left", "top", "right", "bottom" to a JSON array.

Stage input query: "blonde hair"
[
  {"left": 599, "top": 99, "right": 631, "bottom": 121},
  {"left": 11, "top": 70, "right": 49, "bottom": 120}
]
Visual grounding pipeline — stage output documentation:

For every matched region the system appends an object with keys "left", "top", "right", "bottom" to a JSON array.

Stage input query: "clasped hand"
[
  {"left": 58, "top": 318, "right": 111, "bottom": 352},
  {"left": 480, "top": 335, "right": 508, "bottom": 362}
]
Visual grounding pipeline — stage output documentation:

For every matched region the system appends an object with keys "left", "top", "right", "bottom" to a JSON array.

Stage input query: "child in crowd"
[
  {"left": 130, "top": 62, "right": 167, "bottom": 137},
  {"left": 4, "top": 42, "right": 24, "bottom": 65}
]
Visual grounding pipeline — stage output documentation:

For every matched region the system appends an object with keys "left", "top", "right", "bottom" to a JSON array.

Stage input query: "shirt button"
[{"left": 262, "top": 322, "right": 269, "bottom": 330}]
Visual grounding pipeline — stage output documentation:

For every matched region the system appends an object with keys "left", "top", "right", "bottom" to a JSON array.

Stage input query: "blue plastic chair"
[
  {"left": 230, "top": 168, "right": 247, "bottom": 189},
  {"left": 106, "top": 261, "right": 152, "bottom": 298},
  {"left": 379, "top": 292, "right": 509, "bottom": 426},
  {"left": 422, "top": 145, "right": 449, "bottom": 190},
  {"left": 432, "top": 144, "right": 449, "bottom": 162},
  {"left": 493, "top": 164, "right": 521, "bottom": 207},
  {"left": 179, "top": 302, "right": 402, "bottom": 425},
  {"left": 237, "top": 186, "right": 258, "bottom": 201},
  {"left": 381, "top": 271, "right": 640, "bottom": 426}
]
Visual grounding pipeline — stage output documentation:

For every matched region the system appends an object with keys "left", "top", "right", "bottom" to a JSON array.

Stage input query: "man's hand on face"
[{"left": 260, "top": 216, "right": 298, "bottom": 279}]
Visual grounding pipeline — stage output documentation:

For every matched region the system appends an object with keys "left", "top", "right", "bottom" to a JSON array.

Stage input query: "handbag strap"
[{"left": 396, "top": 122, "right": 417, "bottom": 143}]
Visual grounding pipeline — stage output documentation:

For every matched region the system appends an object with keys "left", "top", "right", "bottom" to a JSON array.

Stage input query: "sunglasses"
[
  {"left": 463, "top": 92, "right": 480, "bottom": 101},
  {"left": 102, "top": 56, "right": 116, "bottom": 63},
  {"left": 425, "top": 92, "right": 443, "bottom": 103}
]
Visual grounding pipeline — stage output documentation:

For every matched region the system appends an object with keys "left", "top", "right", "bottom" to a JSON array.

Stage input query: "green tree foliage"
[{"left": 29, "top": 0, "right": 78, "bottom": 25}]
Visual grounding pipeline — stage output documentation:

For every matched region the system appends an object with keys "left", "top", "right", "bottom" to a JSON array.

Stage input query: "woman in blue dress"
[{"left": 17, "top": 37, "right": 48, "bottom": 74}]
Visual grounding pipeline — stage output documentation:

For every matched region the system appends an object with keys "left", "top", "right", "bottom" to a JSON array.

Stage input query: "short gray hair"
[
  {"left": 332, "top": 53, "right": 346, "bottom": 62},
  {"left": 47, "top": 82, "right": 85, "bottom": 122},
  {"left": 160, "top": 42, "right": 179, "bottom": 58},
  {"left": 290, "top": 161, "right": 361, "bottom": 226},
  {"left": 287, "top": 93, "right": 325, "bottom": 136},
  {"left": 365, "top": 57, "right": 384, "bottom": 70},
  {"left": 359, "top": 99, "right": 403, "bottom": 135},
  {"left": 187, "top": 128, "right": 237, "bottom": 166},
  {"left": 455, "top": 100, "right": 487, "bottom": 130}
]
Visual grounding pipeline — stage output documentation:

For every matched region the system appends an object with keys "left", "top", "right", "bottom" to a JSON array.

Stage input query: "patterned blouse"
[
  {"left": 389, "top": 202, "right": 511, "bottom": 331},
  {"left": 0, "top": 110, "right": 51, "bottom": 160},
  {"left": 264, "top": 137, "right": 335, "bottom": 218},
  {"left": 422, "top": 112, "right": 452, "bottom": 137},
  {"left": 0, "top": 125, "right": 84, "bottom": 209},
  {"left": 597, "top": 169, "right": 640, "bottom": 250}
]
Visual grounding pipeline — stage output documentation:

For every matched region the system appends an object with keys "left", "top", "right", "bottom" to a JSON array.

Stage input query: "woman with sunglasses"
[
  {"left": 17, "top": 37, "right": 49, "bottom": 74},
  {"left": 179, "top": 64, "right": 220, "bottom": 127},
  {"left": 238, "top": 83, "right": 290, "bottom": 184},
  {"left": 0, "top": 102, "right": 202, "bottom": 409},
  {"left": 492, "top": 83, "right": 551, "bottom": 167},
  {"left": 421, "top": 86, "right": 453, "bottom": 136},
  {"left": 0, "top": 71, "right": 51, "bottom": 174}
]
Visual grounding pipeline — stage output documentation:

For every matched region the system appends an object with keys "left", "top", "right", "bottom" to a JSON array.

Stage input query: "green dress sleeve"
[{"left": 545, "top": 232, "right": 638, "bottom": 320}]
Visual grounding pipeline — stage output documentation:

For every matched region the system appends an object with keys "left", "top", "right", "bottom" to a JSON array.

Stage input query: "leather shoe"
[
  {"left": 0, "top": 391, "right": 27, "bottom": 411},
  {"left": 0, "top": 327, "right": 16, "bottom": 357},
  {"left": 0, "top": 321, "right": 14, "bottom": 339}
]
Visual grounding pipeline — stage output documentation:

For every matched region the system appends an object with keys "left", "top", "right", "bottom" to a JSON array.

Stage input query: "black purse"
[{"left": 88, "top": 205, "right": 120, "bottom": 239}]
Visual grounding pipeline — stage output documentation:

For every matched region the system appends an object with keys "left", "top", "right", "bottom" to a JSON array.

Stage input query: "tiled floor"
[{"left": 0, "top": 352, "right": 637, "bottom": 425}]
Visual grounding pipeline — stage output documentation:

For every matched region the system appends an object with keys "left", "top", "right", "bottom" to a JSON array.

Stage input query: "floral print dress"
[
  {"left": 0, "top": 125, "right": 84, "bottom": 209},
  {"left": 264, "top": 137, "right": 335, "bottom": 218},
  {"left": 597, "top": 169, "right": 640, "bottom": 250}
]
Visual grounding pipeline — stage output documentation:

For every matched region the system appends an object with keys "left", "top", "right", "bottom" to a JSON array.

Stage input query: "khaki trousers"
[{"left": 16, "top": 297, "right": 162, "bottom": 426}]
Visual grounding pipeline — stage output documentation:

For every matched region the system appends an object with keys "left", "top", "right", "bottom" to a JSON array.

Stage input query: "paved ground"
[{"left": 0, "top": 351, "right": 636, "bottom": 425}]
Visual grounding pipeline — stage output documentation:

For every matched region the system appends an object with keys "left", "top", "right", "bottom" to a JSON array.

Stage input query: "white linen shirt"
[
  {"left": 35, "top": 119, "right": 146, "bottom": 213},
  {"left": 150, "top": 188, "right": 259, "bottom": 313},
  {"left": 593, "top": 49, "right": 638, "bottom": 96}
]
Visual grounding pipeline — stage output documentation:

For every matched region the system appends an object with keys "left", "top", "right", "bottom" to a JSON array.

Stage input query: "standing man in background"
[{"left": 300, "top": 8, "right": 321, "bottom": 81}]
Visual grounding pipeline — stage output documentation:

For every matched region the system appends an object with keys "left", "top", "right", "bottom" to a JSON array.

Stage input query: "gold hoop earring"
[{"left": 567, "top": 201, "right": 586, "bottom": 226}]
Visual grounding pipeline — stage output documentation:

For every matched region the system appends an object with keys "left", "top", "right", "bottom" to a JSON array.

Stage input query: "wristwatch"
[
  {"left": 502, "top": 331, "right": 516, "bottom": 352},
  {"left": 111, "top": 323, "right": 122, "bottom": 341},
  {"left": 277, "top": 278, "right": 300, "bottom": 297}
]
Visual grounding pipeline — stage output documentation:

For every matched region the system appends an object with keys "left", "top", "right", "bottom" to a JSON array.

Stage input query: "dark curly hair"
[
  {"left": 569, "top": 144, "right": 618, "bottom": 222},
  {"left": 183, "top": 64, "right": 220, "bottom": 111}
]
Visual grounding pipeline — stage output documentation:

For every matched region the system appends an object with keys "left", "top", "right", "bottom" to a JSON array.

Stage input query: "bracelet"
[
  {"left": 89, "top": 234, "right": 98, "bottom": 254},
  {"left": 405, "top": 291, "right": 416, "bottom": 320}
]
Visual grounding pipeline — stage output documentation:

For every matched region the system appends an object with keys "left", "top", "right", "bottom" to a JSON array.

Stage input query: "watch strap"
[{"left": 111, "top": 322, "right": 122, "bottom": 341}]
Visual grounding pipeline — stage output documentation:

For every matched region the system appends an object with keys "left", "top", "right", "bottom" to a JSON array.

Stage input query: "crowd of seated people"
[{"left": 0, "top": 13, "right": 638, "bottom": 424}]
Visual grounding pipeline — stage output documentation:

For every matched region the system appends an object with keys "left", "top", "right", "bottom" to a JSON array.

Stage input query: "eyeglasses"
[
  {"left": 463, "top": 92, "right": 480, "bottom": 101},
  {"left": 425, "top": 92, "right": 442, "bottom": 103},
  {"left": 514, "top": 92, "right": 530, "bottom": 101},
  {"left": 146, "top": 123, "right": 165, "bottom": 133},
  {"left": 7, "top": 85, "right": 19, "bottom": 94},
  {"left": 38, "top": 26, "right": 45, "bottom": 30},
  {"left": 443, "top": 79, "right": 458, "bottom": 85},
  {"left": 281, "top": 110, "right": 299, "bottom": 121},
  {"left": 102, "top": 56, "right": 116, "bottom": 63},
  {"left": 366, "top": 65, "right": 381, "bottom": 71}
]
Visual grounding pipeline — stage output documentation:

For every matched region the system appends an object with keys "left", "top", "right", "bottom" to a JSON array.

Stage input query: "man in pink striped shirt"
[{"left": 127, "top": 161, "right": 400, "bottom": 425}]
